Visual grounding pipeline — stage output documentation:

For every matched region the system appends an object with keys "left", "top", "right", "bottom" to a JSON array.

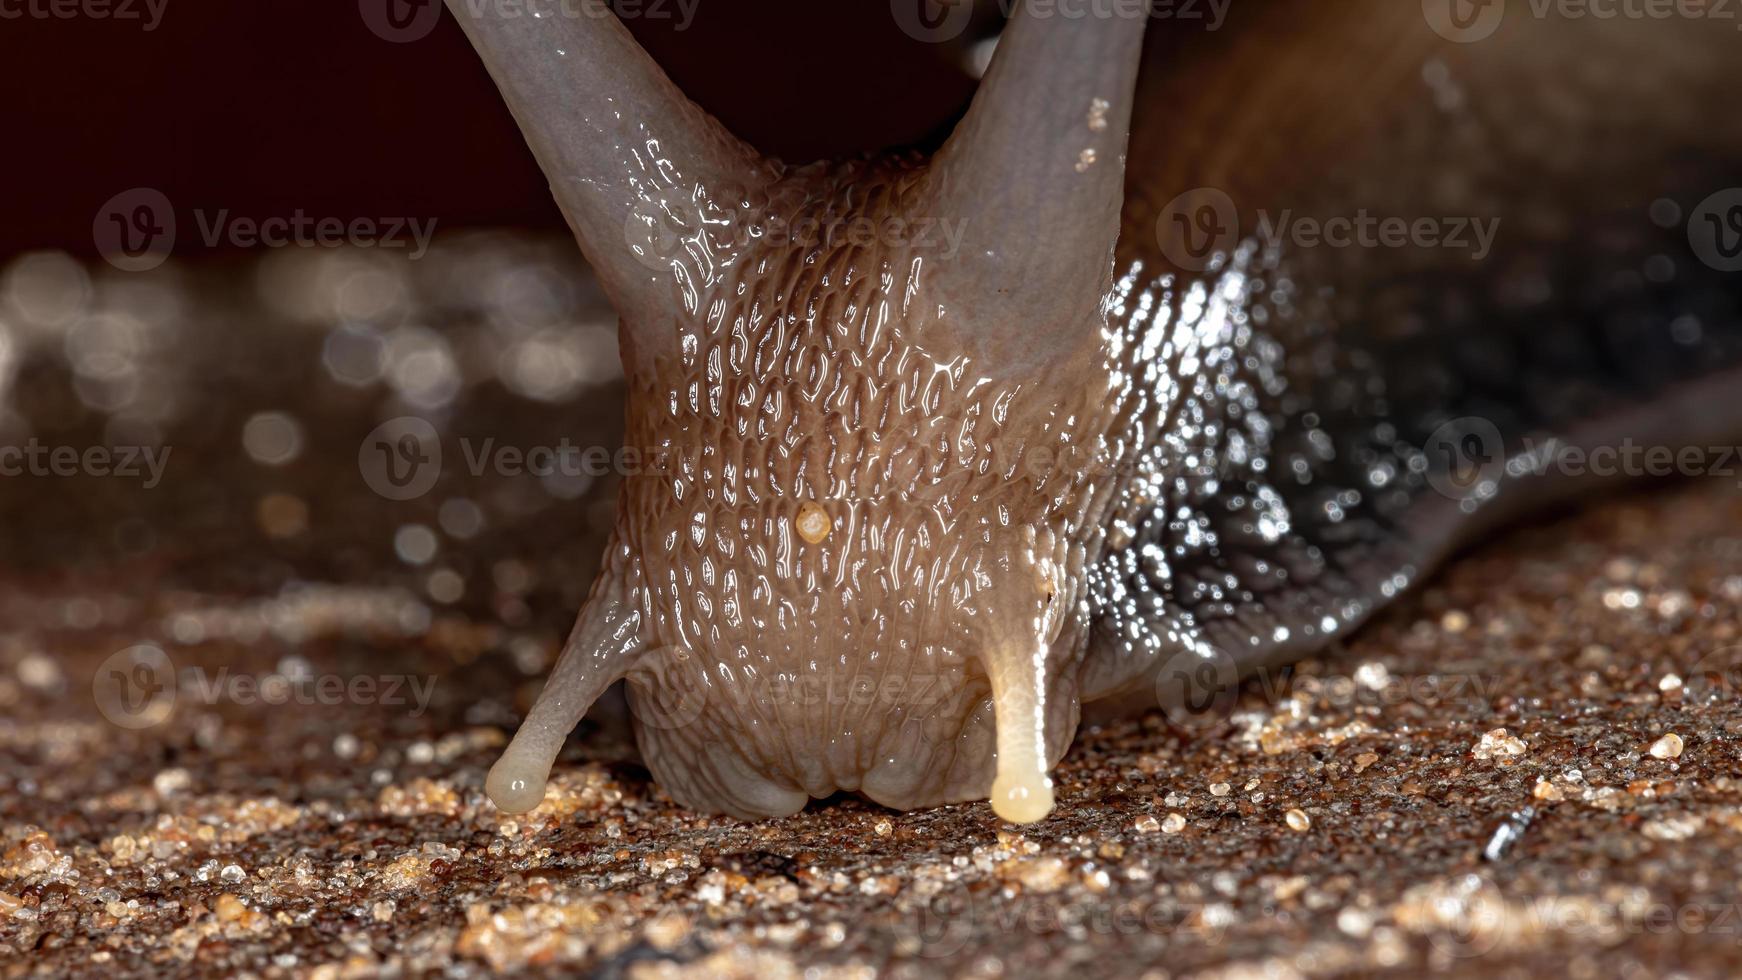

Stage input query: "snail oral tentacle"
[{"left": 485, "top": 570, "right": 644, "bottom": 813}]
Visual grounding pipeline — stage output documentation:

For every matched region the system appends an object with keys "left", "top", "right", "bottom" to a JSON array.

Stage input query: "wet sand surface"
[{"left": 2, "top": 243, "right": 1741, "bottom": 978}]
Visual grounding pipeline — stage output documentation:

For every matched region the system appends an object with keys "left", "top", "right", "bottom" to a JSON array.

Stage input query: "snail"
[{"left": 448, "top": 0, "right": 1742, "bottom": 822}]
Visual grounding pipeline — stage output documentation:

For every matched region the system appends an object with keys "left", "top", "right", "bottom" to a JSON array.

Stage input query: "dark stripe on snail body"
[{"left": 450, "top": 0, "right": 1742, "bottom": 822}]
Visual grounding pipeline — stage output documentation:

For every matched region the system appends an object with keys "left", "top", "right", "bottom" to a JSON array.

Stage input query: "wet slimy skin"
[{"left": 450, "top": 0, "right": 1742, "bottom": 822}]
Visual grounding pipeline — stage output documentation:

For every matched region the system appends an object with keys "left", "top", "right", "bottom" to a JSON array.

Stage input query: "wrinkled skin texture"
[
  {"left": 465, "top": 0, "right": 1742, "bottom": 820},
  {"left": 610, "top": 161, "right": 1129, "bottom": 815}
]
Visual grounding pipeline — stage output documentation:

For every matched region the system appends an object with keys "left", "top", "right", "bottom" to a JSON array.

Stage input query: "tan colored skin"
[
  {"left": 457, "top": 1, "right": 1149, "bottom": 821},
  {"left": 610, "top": 166, "right": 1129, "bottom": 817},
  {"left": 455, "top": 1, "right": 1742, "bottom": 822}
]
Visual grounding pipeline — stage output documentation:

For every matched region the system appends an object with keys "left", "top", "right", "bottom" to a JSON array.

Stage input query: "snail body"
[{"left": 452, "top": 0, "right": 1742, "bottom": 822}]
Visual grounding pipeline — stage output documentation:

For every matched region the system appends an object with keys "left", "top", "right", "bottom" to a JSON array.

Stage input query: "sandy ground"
[{"left": 2, "top": 245, "right": 1742, "bottom": 978}]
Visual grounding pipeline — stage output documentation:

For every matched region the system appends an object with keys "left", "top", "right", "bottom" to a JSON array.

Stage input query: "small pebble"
[
  {"left": 873, "top": 819, "right": 892, "bottom": 837},
  {"left": 214, "top": 894, "right": 246, "bottom": 922},
  {"left": 1134, "top": 815, "right": 1161, "bottom": 833},
  {"left": 1440, "top": 610, "right": 1470, "bottom": 633},
  {"left": 1209, "top": 782, "right": 1231, "bottom": 797},
  {"left": 1648, "top": 733, "right": 1684, "bottom": 759},
  {"left": 152, "top": 768, "right": 193, "bottom": 796},
  {"left": 1285, "top": 808, "right": 1311, "bottom": 832},
  {"left": 1473, "top": 727, "right": 1528, "bottom": 760},
  {"left": 1336, "top": 906, "right": 1374, "bottom": 938},
  {"left": 1161, "top": 813, "right": 1186, "bottom": 834}
]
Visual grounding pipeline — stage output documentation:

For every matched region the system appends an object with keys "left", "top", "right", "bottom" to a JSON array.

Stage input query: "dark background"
[{"left": 0, "top": 0, "right": 987, "bottom": 260}]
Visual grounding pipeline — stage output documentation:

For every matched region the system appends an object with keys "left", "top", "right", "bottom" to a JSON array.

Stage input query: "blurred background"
[
  {"left": 0, "top": 0, "right": 1000, "bottom": 582},
  {"left": 0, "top": 2, "right": 998, "bottom": 841},
  {"left": 0, "top": 0, "right": 982, "bottom": 260}
]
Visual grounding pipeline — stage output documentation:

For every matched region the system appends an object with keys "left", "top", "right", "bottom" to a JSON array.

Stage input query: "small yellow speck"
[
  {"left": 794, "top": 501, "right": 830, "bottom": 544},
  {"left": 1649, "top": 733, "right": 1684, "bottom": 759},
  {"left": 214, "top": 894, "right": 246, "bottom": 922},
  {"left": 1074, "top": 148, "right": 1099, "bottom": 172},
  {"left": 873, "top": 819, "right": 892, "bottom": 837},
  {"left": 1285, "top": 808, "right": 1311, "bottom": 832}
]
